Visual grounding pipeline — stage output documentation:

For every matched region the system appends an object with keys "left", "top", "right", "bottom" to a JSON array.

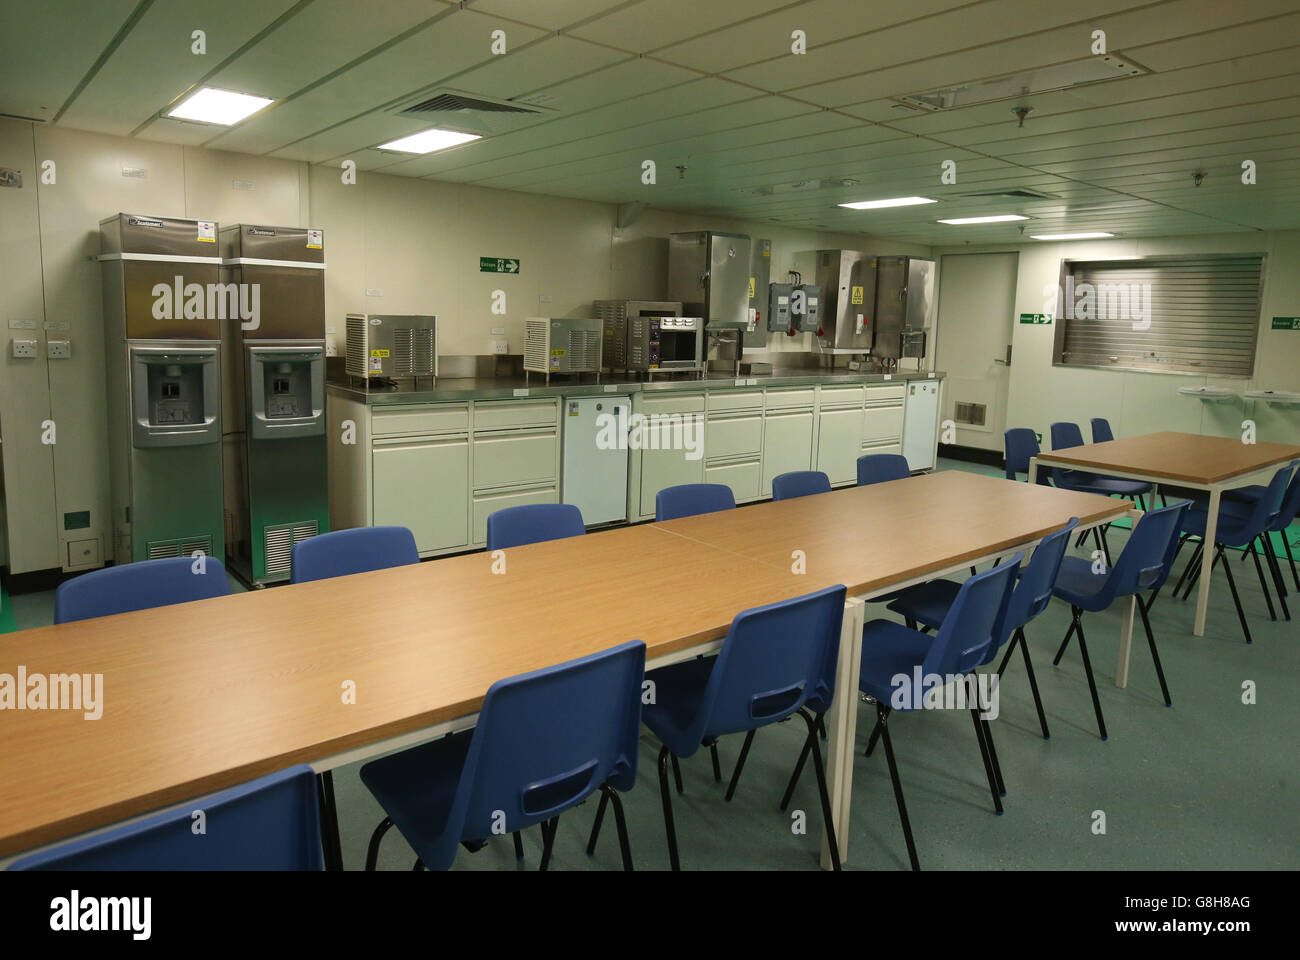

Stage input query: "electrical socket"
[
  {"left": 491, "top": 339, "right": 509, "bottom": 355},
  {"left": 11, "top": 338, "right": 38, "bottom": 358},
  {"left": 47, "top": 339, "right": 72, "bottom": 359}
]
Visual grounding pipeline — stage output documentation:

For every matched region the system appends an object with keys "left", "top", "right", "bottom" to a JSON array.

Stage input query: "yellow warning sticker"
[
  {"left": 370, "top": 348, "right": 390, "bottom": 358},
  {"left": 749, "top": 276, "right": 756, "bottom": 299},
  {"left": 851, "top": 286, "right": 864, "bottom": 305}
]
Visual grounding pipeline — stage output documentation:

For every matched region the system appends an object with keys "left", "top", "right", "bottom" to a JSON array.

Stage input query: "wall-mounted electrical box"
[{"left": 768, "top": 283, "right": 822, "bottom": 335}]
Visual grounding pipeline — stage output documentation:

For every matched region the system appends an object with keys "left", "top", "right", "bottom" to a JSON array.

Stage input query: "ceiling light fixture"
[
  {"left": 937, "top": 215, "right": 1029, "bottom": 224},
  {"left": 167, "top": 88, "right": 274, "bottom": 125},
  {"left": 1029, "top": 232, "right": 1115, "bottom": 240},
  {"left": 839, "top": 196, "right": 937, "bottom": 210},
  {"left": 377, "top": 128, "right": 482, "bottom": 153}
]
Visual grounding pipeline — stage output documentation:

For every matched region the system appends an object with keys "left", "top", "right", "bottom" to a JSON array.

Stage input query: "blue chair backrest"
[
  {"left": 1004, "top": 428, "right": 1049, "bottom": 484},
  {"left": 856, "top": 453, "right": 911, "bottom": 486},
  {"left": 290, "top": 526, "right": 418, "bottom": 583},
  {"left": 656, "top": 483, "right": 736, "bottom": 521},
  {"left": 1090, "top": 418, "right": 1115, "bottom": 443},
  {"left": 1238, "top": 461, "right": 1299, "bottom": 539},
  {"left": 924, "top": 556, "right": 1022, "bottom": 677},
  {"left": 487, "top": 503, "right": 585, "bottom": 550},
  {"left": 54, "top": 556, "right": 231, "bottom": 624},
  {"left": 10, "top": 765, "right": 322, "bottom": 870},
  {"left": 998, "top": 518, "right": 1080, "bottom": 644},
  {"left": 1097, "top": 500, "right": 1191, "bottom": 603},
  {"left": 772, "top": 470, "right": 832, "bottom": 501},
  {"left": 1267, "top": 464, "right": 1300, "bottom": 531},
  {"left": 441, "top": 640, "right": 646, "bottom": 871},
  {"left": 690, "top": 585, "right": 847, "bottom": 742},
  {"left": 1050, "top": 421, "right": 1086, "bottom": 451}
]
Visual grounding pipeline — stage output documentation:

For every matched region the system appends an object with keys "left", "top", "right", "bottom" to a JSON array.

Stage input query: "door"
[
  {"left": 816, "top": 407, "right": 864, "bottom": 484},
  {"left": 761, "top": 411, "right": 814, "bottom": 495},
  {"left": 934, "top": 252, "right": 1018, "bottom": 453},
  {"left": 373, "top": 436, "right": 469, "bottom": 552},
  {"left": 562, "top": 396, "right": 629, "bottom": 525}
]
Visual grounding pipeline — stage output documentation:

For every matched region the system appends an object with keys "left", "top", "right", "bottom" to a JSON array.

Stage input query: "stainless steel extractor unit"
[
  {"left": 873, "top": 256, "right": 936, "bottom": 359},
  {"left": 220, "top": 224, "right": 328, "bottom": 585},
  {"left": 100, "top": 213, "right": 225, "bottom": 563},
  {"left": 814, "top": 250, "right": 876, "bottom": 352},
  {"left": 594, "top": 299, "right": 681, "bottom": 372},
  {"left": 668, "top": 231, "right": 753, "bottom": 329},
  {"left": 345, "top": 314, "right": 437, "bottom": 383},
  {"left": 524, "top": 317, "right": 603, "bottom": 383}
]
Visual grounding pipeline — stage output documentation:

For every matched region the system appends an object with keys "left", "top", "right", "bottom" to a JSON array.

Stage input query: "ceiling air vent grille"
[
  {"left": 958, "top": 188, "right": 1056, "bottom": 200},
  {"left": 398, "top": 93, "right": 542, "bottom": 117}
]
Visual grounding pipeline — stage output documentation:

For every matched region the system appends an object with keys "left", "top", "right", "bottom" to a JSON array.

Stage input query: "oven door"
[{"left": 657, "top": 325, "right": 703, "bottom": 368}]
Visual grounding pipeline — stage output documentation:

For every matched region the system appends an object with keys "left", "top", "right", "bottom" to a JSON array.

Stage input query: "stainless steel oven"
[{"left": 595, "top": 299, "right": 704, "bottom": 376}]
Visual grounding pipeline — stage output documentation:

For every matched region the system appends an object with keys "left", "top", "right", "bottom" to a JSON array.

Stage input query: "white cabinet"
[
  {"left": 761, "top": 410, "right": 815, "bottom": 495},
  {"left": 816, "top": 407, "right": 864, "bottom": 484},
  {"left": 372, "top": 436, "right": 469, "bottom": 553},
  {"left": 635, "top": 392, "right": 706, "bottom": 518},
  {"left": 471, "top": 399, "right": 561, "bottom": 545}
]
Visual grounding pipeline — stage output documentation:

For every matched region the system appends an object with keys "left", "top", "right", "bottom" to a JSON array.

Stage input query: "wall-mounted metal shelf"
[
  {"left": 1176, "top": 385, "right": 1238, "bottom": 403},
  {"left": 1243, "top": 390, "right": 1300, "bottom": 408}
]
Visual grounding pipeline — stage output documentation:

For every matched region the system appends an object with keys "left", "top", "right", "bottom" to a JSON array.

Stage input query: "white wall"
[{"left": 933, "top": 232, "right": 1300, "bottom": 453}]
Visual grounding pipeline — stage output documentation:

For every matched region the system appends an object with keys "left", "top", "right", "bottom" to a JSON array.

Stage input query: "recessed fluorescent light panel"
[
  {"left": 167, "top": 88, "right": 274, "bottom": 125},
  {"left": 1029, "top": 232, "right": 1115, "bottom": 240},
  {"left": 937, "top": 215, "right": 1030, "bottom": 224},
  {"left": 377, "top": 129, "right": 482, "bottom": 154},
  {"left": 839, "top": 196, "right": 937, "bottom": 210}
]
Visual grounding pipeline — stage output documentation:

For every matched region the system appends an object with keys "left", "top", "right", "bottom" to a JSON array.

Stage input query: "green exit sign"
[
  {"left": 1019, "top": 313, "right": 1052, "bottom": 324},
  {"left": 1272, "top": 316, "right": 1300, "bottom": 330},
  {"left": 479, "top": 257, "right": 520, "bottom": 274}
]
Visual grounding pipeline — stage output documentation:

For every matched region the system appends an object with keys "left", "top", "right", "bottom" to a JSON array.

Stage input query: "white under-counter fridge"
[
  {"left": 902, "top": 379, "right": 942, "bottom": 472},
  {"left": 562, "top": 394, "right": 631, "bottom": 525}
]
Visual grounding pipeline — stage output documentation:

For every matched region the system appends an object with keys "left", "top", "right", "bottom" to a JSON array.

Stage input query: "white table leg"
[
  {"left": 1115, "top": 596, "right": 1135, "bottom": 688},
  {"left": 1195, "top": 487, "right": 1220, "bottom": 637},
  {"left": 822, "top": 596, "right": 865, "bottom": 870},
  {"left": 1027, "top": 456, "right": 1038, "bottom": 484}
]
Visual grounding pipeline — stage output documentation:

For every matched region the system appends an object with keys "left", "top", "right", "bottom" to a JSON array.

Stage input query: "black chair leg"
[
  {"left": 364, "top": 816, "right": 393, "bottom": 871},
  {"left": 1180, "top": 540, "right": 1220, "bottom": 601},
  {"left": 863, "top": 711, "right": 884, "bottom": 756},
  {"left": 801, "top": 708, "right": 841, "bottom": 871},
  {"left": 317, "top": 771, "right": 343, "bottom": 871},
  {"left": 603, "top": 785, "right": 634, "bottom": 871},
  {"left": 981, "top": 710, "right": 1005, "bottom": 797},
  {"left": 780, "top": 728, "right": 814, "bottom": 811},
  {"left": 1248, "top": 540, "right": 1277, "bottom": 621},
  {"left": 1264, "top": 537, "right": 1291, "bottom": 620},
  {"left": 538, "top": 815, "right": 559, "bottom": 871},
  {"left": 657, "top": 746, "right": 681, "bottom": 871},
  {"left": 1284, "top": 535, "right": 1300, "bottom": 591},
  {"left": 875, "top": 701, "right": 920, "bottom": 871},
  {"left": 709, "top": 741, "right": 722, "bottom": 782},
  {"left": 1170, "top": 538, "right": 1203, "bottom": 600},
  {"left": 725, "top": 729, "right": 756, "bottom": 802},
  {"left": 1148, "top": 535, "right": 1190, "bottom": 613},
  {"left": 585, "top": 788, "right": 610, "bottom": 855},
  {"left": 1071, "top": 607, "right": 1108, "bottom": 740},
  {"left": 1097, "top": 526, "right": 1113, "bottom": 569},
  {"left": 1052, "top": 616, "right": 1078, "bottom": 665},
  {"left": 1137, "top": 494, "right": 1147, "bottom": 512},
  {"left": 1136, "top": 595, "right": 1171, "bottom": 706},
  {"left": 1218, "top": 544, "right": 1253, "bottom": 644},
  {"left": 967, "top": 678, "right": 1003, "bottom": 813},
  {"left": 513, "top": 831, "right": 524, "bottom": 860},
  {"left": 1004, "top": 627, "right": 1050, "bottom": 739},
  {"left": 670, "top": 753, "right": 684, "bottom": 794}
]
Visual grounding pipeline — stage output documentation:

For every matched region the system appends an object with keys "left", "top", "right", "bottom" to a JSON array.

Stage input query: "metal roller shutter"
[{"left": 1054, "top": 255, "right": 1265, "bottom": 376}]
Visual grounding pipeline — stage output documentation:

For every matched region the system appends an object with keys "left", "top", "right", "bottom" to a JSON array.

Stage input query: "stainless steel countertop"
[{"left": 326, "top": 370, "right": 946, "bottom": 404}]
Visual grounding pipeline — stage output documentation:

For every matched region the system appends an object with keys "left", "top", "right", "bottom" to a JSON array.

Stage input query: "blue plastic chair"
[
  {"left": 1168, "top": 462, "right": 1297, "bottom": 644},
  {"left": 9, "top": 765, "right": 322, "bottom": 869},
  {"left": 1220, "top": 466, "right": 1300, "bottom": 600},
  {"left": 634, "top": 585, "right": 847, "bottom": 870},
  {"left": 1051, "top": 500, "right": 1191, "bottom": 739},
  {"left": 1050, "top": 421, "right": 1153, "bottom": 503},
  {"left": 1004, "top": 428, "right": 1051, "bottom": 485},
  {"left": 1090, "top": 418, "right": 1115, "bottom": 443},
  {"left": 857, "top": 555, "right": 1022, "bottom": 871},
  {"left": 887, "top": 518, "right": 1080, "bottom": 742},
  {"left": 772, "top": 470, "right": 832, "bottom": 501},
  {"left": 55, "top": 556, "right": 231, "bottom": 624},
  {"left": 856, "top": 453, "right": 911, "bottom": 486},
  {"left": 360, "top": 640, "right": 646, "bottom": 871},
  {"left": 655, "top": 483, "right": 736, "bottom": 521},
  {"left": 290, "top": 526, "right": 418, "bottom": 583},
  {"left": 487, "top": 503, "right": 585, "bottom": 550}
]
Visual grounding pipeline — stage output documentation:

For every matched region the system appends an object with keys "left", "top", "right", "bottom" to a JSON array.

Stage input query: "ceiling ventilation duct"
[
  {"left": 894, "top": 54, "right": 1149, "bottom": 111},
  {"left": 385, "top": 88, "right": 555, "bottom": 137}
]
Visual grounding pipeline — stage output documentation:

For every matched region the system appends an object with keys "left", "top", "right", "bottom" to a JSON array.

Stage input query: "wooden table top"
[
  {"left": 657, "top": 471, "right": 1130, "bottom": 596},
  {"left": 1035, "top": 431, "right": 1300, "bottom": 485},
  {"left": 0, "top": 524, "right": 823, "bottom": 857}
]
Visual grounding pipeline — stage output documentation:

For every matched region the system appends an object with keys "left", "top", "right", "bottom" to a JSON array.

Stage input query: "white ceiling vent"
[
  {"left": 894, "top": 54, "right": 1150, "bottom": 111},
  {"left": 388, "top": 89, "right": 555, "bottom": 136}
]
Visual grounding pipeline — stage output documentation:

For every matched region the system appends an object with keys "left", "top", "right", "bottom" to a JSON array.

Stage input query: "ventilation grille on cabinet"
[
  {"left": 146, "top": 535, "right": 213, "bottom": 560},
  {"left": 567, "top": 330, "right": 602, "bottom": 369},
  {"left": 264, "top": 520, "right": 319, "bottom": 576}
]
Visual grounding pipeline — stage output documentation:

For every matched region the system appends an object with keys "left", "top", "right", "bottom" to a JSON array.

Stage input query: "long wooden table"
[
  {"left": 0, "top": 471, "right": 1127, "bottom": 869},
  {"left": 1029, "top": 432, "right": 1300, "bottom": 638}
]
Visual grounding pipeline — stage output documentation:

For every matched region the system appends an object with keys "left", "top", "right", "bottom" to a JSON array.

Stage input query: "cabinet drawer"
[
  {"left": 865, "top": 383, "right": 907, "bottom": 402},
  {"left": 474, "top": 399, "right": 557, "bottom": 432},
  {"left": 706, "top": 414, "right": 762, "bottom": 459},
  {"left": 372, "top": 404, "right": 469, "bottom": 438},
  {"left": 472, "top": 485, "right": 557, "bottom": 545},
  {"left": 705, "top": 459, "right": 761, "bottom": 503},
  {"left": 816, "top": 407, "right": 865, "bottom": 485},
  {"left": 765, "top": 388, "right": 816, "bottom": 410},
  {"left": 473, "top": 430, "right": 557, "bottom": 489},
  {"left": 708, "top": 390, "right": 763, "bottom": 413},
  {"left": 861, "top": 440, "right": 903, "bottom": 459},
  {"left": 372, "top": 437, "right": 469, "bottom": 553},
  {"left": 639, "top": 392, "right": 706, "bottom": 415},
  {"left": 819, "top": 385, "right": 865, "bottom": 409},
  {"left": 863, "top": 404, "right": 904, "bottom": 443}
]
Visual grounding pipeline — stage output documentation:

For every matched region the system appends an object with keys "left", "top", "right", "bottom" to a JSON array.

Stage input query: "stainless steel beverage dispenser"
[
  {"left": 668, "top": 231, "right": 753, "bottom": 329},
  {"left": 873, "top": 256, "right": 936, "bottom": 359},
  {"left": 813, "top": 250, "right": 876, "bottom": 352},
  {"left": 219, "top": 224, "right": 327, "bottom": 585},
  {"left": 99, "top": 213, "right": 225, "bottom": 563}
]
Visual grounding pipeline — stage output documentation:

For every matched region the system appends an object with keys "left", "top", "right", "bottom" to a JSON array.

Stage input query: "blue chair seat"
[
  {"left": 641, "top": 656, "right": 717, "bottom": 754},
  {"left": 886, "top": 578, "right": 962, "bottom": 630},
  {"left": 1181, "top": 502, "right": 1257, "bottom": 547},
  {"left": 1051, "top": 556, "right": 1112, "bottom": 610},
  {"left": 858, "top": 620, "right": 932, "bottom": 705},
  {"left": 360, "top": 732, "right": 470, "bottom": 855},
  {"left": 1224, "top": 484, "right": 1266, "bottom": 503},
  {"left": 1058, "top": 471, "right": 1149, "bottom": 497}
]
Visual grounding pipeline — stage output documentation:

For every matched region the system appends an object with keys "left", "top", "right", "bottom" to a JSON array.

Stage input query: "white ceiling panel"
[
  {"left": 466, "top": 0, "right": 640, "bottom": 30},
  {"left": 566, "top": 0, "right": 798, "bottom": 53}
]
